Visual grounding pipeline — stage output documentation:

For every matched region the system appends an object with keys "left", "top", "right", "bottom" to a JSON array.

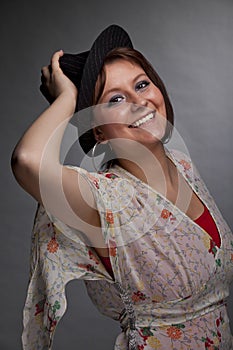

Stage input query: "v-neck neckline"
[{"left": 111, "top": 148, "right": 222, "bottom": 251}]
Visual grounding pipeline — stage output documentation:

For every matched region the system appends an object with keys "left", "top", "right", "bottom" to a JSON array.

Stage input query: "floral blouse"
[{"left": 22, "top": 149, "right": 233, "bottom": 349}]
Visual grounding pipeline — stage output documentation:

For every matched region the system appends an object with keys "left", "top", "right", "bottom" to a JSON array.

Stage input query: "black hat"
[{"left": 59, "top": 24, "right": 134, "bottom": 154}]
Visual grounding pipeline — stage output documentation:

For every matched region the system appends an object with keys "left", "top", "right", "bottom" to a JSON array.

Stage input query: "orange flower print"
[
  {"left": 106, "top": 210, "right": 114, "bottom": 224},
  {"left": 231, "top": 253, "right": 233, "bottom": 261},
  {"left": 132, "top": 291, "right": 146, "bottom": 302},
  {"left": 132, "top": 293, "right": 140, "bottom": 302},
  {"left": 161, "top": 209, "right": 171, "bottom": 219},
  {"left": 166, "top": 326, "right": 183, "bottom": 340},
  {"left": 109, "top": 240, "right": 117, "bottom": 257},
  {"left": 179, "top": 159, "right": 191, "bottom": 171},
  {"left": 47, "top": 237, "right": 59, "bottom": 253}
]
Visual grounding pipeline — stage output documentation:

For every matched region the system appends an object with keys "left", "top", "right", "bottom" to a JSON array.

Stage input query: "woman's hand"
[{"left": 40, "top": 50, "right": 78, "bottom": 105}]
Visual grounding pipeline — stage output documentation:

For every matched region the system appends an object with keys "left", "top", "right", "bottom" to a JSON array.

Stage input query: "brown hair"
[{"left": 93, "top": 47, "right": 174, "bottom": 142}]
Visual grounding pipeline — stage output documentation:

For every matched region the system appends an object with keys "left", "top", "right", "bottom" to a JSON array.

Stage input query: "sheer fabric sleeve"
[{"left": 22, "top": 166, "right": 112, "bottom": 350}]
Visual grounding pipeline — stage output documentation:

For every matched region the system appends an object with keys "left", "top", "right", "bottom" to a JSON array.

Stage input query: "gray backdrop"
[{"left": 1, "top": 0, "right": 233, "bottom": 349}]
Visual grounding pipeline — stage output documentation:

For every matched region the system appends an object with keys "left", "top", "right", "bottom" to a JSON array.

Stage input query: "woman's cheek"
[
  {"left": 101, "top": 124, "right": 126, "bottom": 139},
  {"left": 93, "top": 103, "right": 133, "bottom": 127}
]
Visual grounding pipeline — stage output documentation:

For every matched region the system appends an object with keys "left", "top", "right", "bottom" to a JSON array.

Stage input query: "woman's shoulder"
[
  {"left": 65, "top": 164, "right": 125, "bottom": 186},
  {"left": 63, "top": 164, "right": 129, "bottom": 208}
]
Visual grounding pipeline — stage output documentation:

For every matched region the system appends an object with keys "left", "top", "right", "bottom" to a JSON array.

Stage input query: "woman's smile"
[{"left": 129, "top": 111, "right": 156, "bottom": 128}]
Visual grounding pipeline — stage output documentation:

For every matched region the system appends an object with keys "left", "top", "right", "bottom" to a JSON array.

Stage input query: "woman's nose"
[{"left": 130, "top": 94, "right": 148, "bottom": 112}]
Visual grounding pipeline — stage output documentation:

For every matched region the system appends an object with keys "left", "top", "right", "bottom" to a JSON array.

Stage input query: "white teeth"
[{"left": 131, "top": 112, "right": 155, "bottom": 127}]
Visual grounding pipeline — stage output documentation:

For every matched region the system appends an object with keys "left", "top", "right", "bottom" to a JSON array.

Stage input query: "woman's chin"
[{"left": 138, "top": 124, "right": 165, "bottom": 142}]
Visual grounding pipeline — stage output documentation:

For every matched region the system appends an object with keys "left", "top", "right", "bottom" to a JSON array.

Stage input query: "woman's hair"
[
  {"left": 91, "top": 47, "right": 174, "bottom": 170},
  {"left": 93, "top": 47, "right": 174, "bottom": 132}
]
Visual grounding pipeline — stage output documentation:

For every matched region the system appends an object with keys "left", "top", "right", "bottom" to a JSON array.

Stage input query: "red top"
[
  {"left": 99, "top": 256, "right": 114, "bottom": 277},
  {"left": 99, "top": 205, "right": 221, "bottom": 276},
  {"left": 195, "top": 205, "right": 221, "bottom": 248}
]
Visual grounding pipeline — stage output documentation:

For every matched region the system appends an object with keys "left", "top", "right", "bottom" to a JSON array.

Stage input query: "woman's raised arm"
[{"left": 11, "top": 50, "right": 101, "bottom": 236}]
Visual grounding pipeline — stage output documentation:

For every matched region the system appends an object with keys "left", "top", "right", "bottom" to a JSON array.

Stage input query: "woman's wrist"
[{"left": 53, "top": 90, "right": 77, "bottom": 116}]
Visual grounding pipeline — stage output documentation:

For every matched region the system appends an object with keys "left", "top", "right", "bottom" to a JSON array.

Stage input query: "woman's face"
[{"left": 93, "top": 59, "right": 167, "bottom": 152}]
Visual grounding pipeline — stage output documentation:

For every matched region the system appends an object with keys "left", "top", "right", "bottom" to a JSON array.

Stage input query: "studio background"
[{"left": 1, "top": 0, "right": 233, "bottom": 349}]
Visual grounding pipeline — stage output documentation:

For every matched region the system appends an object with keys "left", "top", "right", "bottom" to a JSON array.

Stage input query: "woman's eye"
[
  {"left": 108, "top": 94, "right": 125, "bottom": 106},
  {"left": 135, "top": 80, "right": 150, "bottom": 91}
]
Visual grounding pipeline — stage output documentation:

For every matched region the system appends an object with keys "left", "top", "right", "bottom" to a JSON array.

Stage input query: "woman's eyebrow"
[
  {"left": 133, "top": 73, "right": 148, "bottom": 83},
  {"left": 100, "top": 73, "right": 148, "bottom": 101}
]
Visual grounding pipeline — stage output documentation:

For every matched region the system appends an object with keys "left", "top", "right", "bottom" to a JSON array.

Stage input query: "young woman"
[{"left": 11, "top": 25, "right": 233, "bottom": 349}]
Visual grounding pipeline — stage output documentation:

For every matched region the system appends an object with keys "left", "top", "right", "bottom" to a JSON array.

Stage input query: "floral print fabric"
[{"left": 22, "top": 149, "right": 233, "bottom": 349}]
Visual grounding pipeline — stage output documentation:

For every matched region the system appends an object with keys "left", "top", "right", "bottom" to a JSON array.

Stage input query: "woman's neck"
[{"left": 116, "top": 142, "right": 177, "bottom": 194}]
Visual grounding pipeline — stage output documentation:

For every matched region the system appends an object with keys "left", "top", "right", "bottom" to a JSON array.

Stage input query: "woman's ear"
[{"left": 93, "top": 127, "right": 108, "bottom": 144}]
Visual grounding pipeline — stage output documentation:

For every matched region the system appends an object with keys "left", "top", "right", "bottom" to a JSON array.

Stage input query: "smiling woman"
[
  {"left": 11, "top": 24, "right": 233, "bottom": 350},
  {"left": 92, "top": 47, "right": 174, "bottom": 144}
]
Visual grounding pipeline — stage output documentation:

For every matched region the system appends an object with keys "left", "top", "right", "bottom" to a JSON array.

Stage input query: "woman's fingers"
[
  {"left": 41, "top": 65, "right": 50, "bottom": 83},
  {"left": 41, "top": 50, "right": 63, "bottom": 84},
  {"left": 51, "top": 49, "right": 64, "bottom": 72},
  {"left": 40, "top": 49, "right": 77, "bottom": 103}
]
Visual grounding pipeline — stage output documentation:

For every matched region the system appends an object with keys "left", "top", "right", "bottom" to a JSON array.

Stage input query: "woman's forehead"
[
  {"left": 103, "top": 60, "right": 146, "bottom": 89},
  {"left": 104, "top": 58, "right": 145, "bottom": 77}
]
